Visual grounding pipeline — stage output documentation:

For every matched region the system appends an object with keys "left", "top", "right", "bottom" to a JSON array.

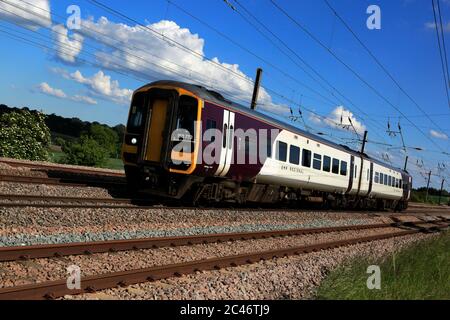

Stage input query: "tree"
[
  {"left": 0, "top": 110, "right": 51, "bottom": 161},
  {"left": 88, "top": 124, "right": 119, "bottom": 157},
  {"left": 113, "top": 124, "right": 126, "bottom": 158},
  {"left": 54, "top": 137, "right": 66, "bottom": 147},
  {"left": 62, "top": 136, "right": 108, "bottom": 166}
]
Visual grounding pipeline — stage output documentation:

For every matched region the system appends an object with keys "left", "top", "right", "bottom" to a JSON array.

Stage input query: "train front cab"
[{"left": 121, "top": 85, "right": 203, "bottom": 198}]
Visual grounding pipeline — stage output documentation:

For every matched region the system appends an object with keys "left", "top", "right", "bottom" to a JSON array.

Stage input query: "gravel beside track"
[
  {"left": 0, "top": 204, "right": 381, "bottom": 246},
  {"left": 66, "top": 232, "right": 435, "bottom": 300},
  {"left": 0, "top": 168, "right": 48, "bottom": 178},
  {"left": 0, "top": 182, "right": 117, "bottom": 199},
  {"left": 0, "top": 227, "right": 409, "bottom": 289}
]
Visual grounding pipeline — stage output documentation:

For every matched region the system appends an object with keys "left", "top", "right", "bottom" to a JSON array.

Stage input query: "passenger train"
[{"left": 121, "top": 80, "right": 412, "bottom": 210}]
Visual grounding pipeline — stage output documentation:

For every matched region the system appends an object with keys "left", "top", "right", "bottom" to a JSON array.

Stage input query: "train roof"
[{"left": 141, "top": 80, "right": 409, "bottom": 175}]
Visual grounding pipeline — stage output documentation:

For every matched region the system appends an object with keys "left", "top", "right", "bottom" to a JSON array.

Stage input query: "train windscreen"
[
  {"left": 173, "top": 95, "right": 198, "bottom": 152},
  {"left": 127, "top": 92, "right": 146, "bottom": 134}
]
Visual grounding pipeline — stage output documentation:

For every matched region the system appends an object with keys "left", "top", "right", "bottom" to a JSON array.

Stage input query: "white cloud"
[
  {"left": 430, "top": 129, "right": 448, "bottom": 140},
  {"left": 37, "top": 82, "right": 98, "bottom": 105},
  {"left": 71, "top": 95, "right": 97, "bottom": 105},
  {"left": 52, "top": 24, "right": 84, "bottom": 63},
  {"left": 37, "top": 82, "right": 66, "bottom": 98},
  {"left": 74, "top": 17, "right": 286, "bottom": 113},
  {"left": 309, "top": 106, "right": 366, "bottom": 134},
  {"left": 425, "top": 21, "right": 450, "bottom": 32},
  {"left": 62, "top": 69, "right": 132, "bottom": 105},
  {"left": 0, "top": 0, "right": 51, "bottom": 30}
]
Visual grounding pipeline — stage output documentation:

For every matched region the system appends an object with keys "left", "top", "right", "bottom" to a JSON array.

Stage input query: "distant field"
[
  {"left": 316, "top": 231, "right": 450, "bottom": 300},
  {"left": 411, "top": 191, "right": 449, "bottom": 205},
  {"left": 49, "top": 150, "right": 124, "bottom": 171}
]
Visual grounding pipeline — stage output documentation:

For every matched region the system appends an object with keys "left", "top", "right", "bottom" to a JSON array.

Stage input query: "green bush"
[
  {"left": 89, "top": 124, "right": 120, "bottom": 158},
  {"left": 0, "top": 110, "right": 51, "bottom": 161},
  {"left": 62, "top": 136, "right": 109, "bottom": 167},
  {"left": 53, "top": 137, "right": 66, "bottom": 147}
]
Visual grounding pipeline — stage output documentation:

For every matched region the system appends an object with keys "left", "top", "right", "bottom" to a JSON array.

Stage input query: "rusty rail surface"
[
  {"left": 0, "top": 158, "right": 125, "bottom": 177},
  {"left": 0, "top": 221, "right": 413, "bottom": 262},
  {"left": 0, "top": 220, "right": 446, "bottom": 263},
  {"left": 0, "top": 173, "right": 126, "bottom": 188},
  {"left": 2, "top": 226, "right": 448, "bottom": 300},
  {"left": 0, "top": 174, "right": 85, "bottom": 187},
  {"left": 0, "top": 193, "right": 152, "bottom": 209}
]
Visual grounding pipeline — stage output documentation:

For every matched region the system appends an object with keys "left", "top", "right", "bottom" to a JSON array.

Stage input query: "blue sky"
[{"left": 0, "top": 0, "right": 449, "bottom": 188}]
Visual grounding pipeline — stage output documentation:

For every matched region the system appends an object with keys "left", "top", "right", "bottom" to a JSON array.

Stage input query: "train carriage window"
[
  {"left": 399, "top": 179, "right": 403, "bottom": 189},
  {"left": 289, "top": 145, "right": 300, "bottom": 165},
  {"left": 332, "top": 159, "right": 339, "bottom": 174},
  {"left": 267, "top": 136, "right": 272, "bottom": 158},
  {"left": 384, "top": 174, "right": 388, "bottom": 185},
  {"left": 222, "top": 123, "right": 227, "bottom": 148},
  {"left": 244, "top": 136, "right": 250, "bottom": 156},
  {"left": 380, "top": 173, "right": 384, "bottom": 184},
  {"left": 340, "top": 161, "right": 348, "bottom": 176},
  {"left": 388, "top": 176, "right": 392, "bottom": 187},
  {"left": 229, "top": 125, "right": 234, "bottom": 150},
  {"left": 323, "top": 156, "right": 331, "bottom": 172},
  {"left": 375, "top": 172, "right": 379, "bottom": 183},
  {"left": 354, "top": 165, "right": 358, "bottom": 178},
  {"left": 276, "top": 141, "right": 287, "bottom": 162},
  {"left": 395, "top": 178, "right": 399, "bottom": 188},
  {"left": 313, "top": 153, "right": 322, "bottom": 170},
  {"left": 391, "top": 177, "right": 395, "bottom": 187},
  {"left": 302, "top": 149, "right": 312, "bottom": 167}
]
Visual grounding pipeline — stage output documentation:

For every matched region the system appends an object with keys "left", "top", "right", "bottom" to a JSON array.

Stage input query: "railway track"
[
  {"left": 0, "top": 193, "right": 150, "bottom": 209},
  {"left": 0, "top": 193, "right": 448, "bottom": 217},
  {"left": 0, "top": 173, "right": 126, "bottom": 188},
  {"left": 0, "top": 220, "right": 447, "bottom": 300},
  {"left": 0, "top": 158, "right": 125, "bottom": 177},
  {"left": 0, "top": 221, "right": 430, "bottom": 262},
  {"left": 1, "top": 193, "right": 449, "bottom": 216}
]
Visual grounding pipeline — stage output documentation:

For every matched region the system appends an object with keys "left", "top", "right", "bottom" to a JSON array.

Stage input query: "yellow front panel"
[{"left": 145, "top": 99, "right": 167, "bottom": 162}]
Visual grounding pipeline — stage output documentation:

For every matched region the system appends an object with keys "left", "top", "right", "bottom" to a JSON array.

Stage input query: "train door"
[
  {"left": 215, "top": 109, "right": 235, "bottom": 177},
  {"left": 138, "top": 88, "right": 178, "bottom": 165},
  {"left": 145, "top": 99, "right": 168, "bottom": 162},
  {"left": 346, "top": 155, "right": 355, "bottom": 194},
  {"left": 366, "top": 162, "right": 374, "bottom": 196}
]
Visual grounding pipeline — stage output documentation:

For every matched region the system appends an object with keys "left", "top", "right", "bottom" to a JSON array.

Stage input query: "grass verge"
[
  {"left": 48, "top": 150, "right": 124, "bottom": 170},
  {"left": 316, "top": 231, "right": 450, "bottom": 300}
]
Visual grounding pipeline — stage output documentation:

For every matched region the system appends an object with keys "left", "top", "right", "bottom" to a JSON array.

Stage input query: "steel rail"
[
  {"left": 0, "top": 173, "right": 126, "bottom": 187},
  {"left": 0, "top": 194, "right": 144, "bottom": 204},
  {"left": 0, "top": 222, "right": 406, "bottom": 262},
  {"left": 1, "top": 227, "right": 446, "bottom": 300},
  {"left": 0, "top": 159, "right": 125, "bottom": 177},
  {"left": 0, "top": 220, "right": 447, "bottom": 263},
  {"left": 0, "top": 174, "right": 85, "bottom": 187}
]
